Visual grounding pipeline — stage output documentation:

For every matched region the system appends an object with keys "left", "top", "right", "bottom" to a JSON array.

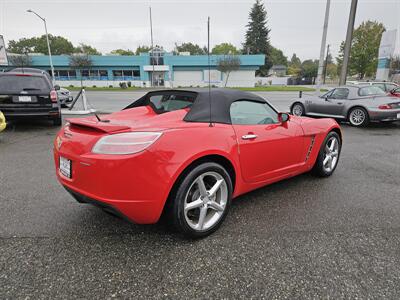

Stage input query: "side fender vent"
[{"left": 305, "top": 135, "right": 316, "bottom": 162}]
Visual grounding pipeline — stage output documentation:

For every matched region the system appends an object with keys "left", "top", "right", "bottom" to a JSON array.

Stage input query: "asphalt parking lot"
[{"left": 1, "top": 91, "right": 400, "bottom": 299}]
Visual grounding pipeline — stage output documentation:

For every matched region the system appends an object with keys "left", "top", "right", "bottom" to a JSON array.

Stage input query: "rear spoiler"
[{"left": 67, "top": 118, "right": 130, "bottom": 133}]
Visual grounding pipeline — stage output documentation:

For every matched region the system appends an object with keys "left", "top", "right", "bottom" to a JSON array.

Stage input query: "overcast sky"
[{"left": 1, "top": 0, "right": 399, "bottom": 60}]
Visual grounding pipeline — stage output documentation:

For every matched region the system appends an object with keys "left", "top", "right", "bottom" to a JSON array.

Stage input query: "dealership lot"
[{"left": 1, "top": 91, "right": 400, "bottom": 298}]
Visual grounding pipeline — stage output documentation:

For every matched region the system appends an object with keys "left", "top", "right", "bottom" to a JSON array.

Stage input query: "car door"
[
  {"left": 231, "top": 100, "right": 305, "bottom": 183},
  {"left": 312, "top": 88, "right": 348, "bottom": 116},
  {"left": 307, "top": 90, "right": 332, "bottom": 114}
]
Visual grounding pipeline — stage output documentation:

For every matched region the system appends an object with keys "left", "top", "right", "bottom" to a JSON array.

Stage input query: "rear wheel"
[
  {"left": 291, "top": 103, "right": 305, "bottom": 116},
  {"left": 312, "top": 131, "right": 341, "bottom": 177},
  {"left": 170, "top": 162, "right": 232, "bottom": 238},
  {"left": 348, "top": 107, "right": 369, "bottom": 127}
]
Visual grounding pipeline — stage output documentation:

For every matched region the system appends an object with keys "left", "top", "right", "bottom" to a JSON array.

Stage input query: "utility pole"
[
  {"left": 323, "top": 44, "right": 330, "bottom": 84},
  {"left": 149, "top": 6, "right": 155, "bottom": 88},
  {"left": 339, "top": 0, "right": 358, "bottom": 86},
  {"left": 316, "top": 0, "right": 331, "bottom": 94},
  {"left": 27, "top": 9, "right": 55, "bottom": 85}
]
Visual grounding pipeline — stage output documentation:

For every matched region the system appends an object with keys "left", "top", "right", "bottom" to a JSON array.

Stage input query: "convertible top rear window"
[{"left": 149, "top": 94, "right": 195, "bottom": 113}]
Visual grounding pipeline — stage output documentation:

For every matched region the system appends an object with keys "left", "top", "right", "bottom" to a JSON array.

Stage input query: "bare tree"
[
  {"left": 69, "top": 54, "right": 93, "bottom": 87},
  {"left": 8, "top": 54, "right": 32, "bottom": 69},
  {"left": 217, "top": 55, "right": 241, "bottom": 87}
]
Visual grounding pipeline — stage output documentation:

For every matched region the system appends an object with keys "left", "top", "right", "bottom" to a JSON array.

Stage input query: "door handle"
[
  {"left": 242, "top": 134, "right": 257, "bottom": 140},
  {"left": 337, "top": 102, "right": 343, "bottom": 105}
]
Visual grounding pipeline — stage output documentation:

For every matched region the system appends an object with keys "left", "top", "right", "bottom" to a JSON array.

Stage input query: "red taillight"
[
  {"left": 378, "top": 104, "right": 391, "bottom": 109},
  {"left": 50, "top": 90, "right": 58, "bottom": 103},
  {"left": 15, "top": 74, "right": 32, "bottom": 77}
]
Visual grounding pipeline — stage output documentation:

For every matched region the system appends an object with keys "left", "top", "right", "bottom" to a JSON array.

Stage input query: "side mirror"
[
  {"left": 54, "top": 85, "right": 61, "bottom": 91},
  {"left": 278, "top": 112, "right": 290, "bottom": 123}
]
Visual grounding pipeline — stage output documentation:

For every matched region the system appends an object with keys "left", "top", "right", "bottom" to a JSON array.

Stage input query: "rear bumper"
[
  {"left": 368, "top": 108, "right": 400, "bottom": 121},
  {"left": 2, "top": 108, "right": 60, "bottom": 118},
  {"left": 54, "top": 146, "right": 175, "bottom": 224},
  {"left": 64, "top": 186, "right": 131, "bottom": 222}
]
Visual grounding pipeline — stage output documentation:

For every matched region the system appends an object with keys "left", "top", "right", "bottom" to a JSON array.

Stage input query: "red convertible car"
[{"left": 54, "top": 89, "right": 342, "bottom": 237}]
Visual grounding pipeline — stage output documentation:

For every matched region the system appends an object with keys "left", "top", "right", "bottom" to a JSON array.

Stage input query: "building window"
[
  {"left": 81, "top": 70, "right": 89, "bottom": 77},
  {"left": 99, "top": 70, "right": 108, "bottom": 79},
  {"left": 113, "top": 70, "right": 123, "bottom": 77}
]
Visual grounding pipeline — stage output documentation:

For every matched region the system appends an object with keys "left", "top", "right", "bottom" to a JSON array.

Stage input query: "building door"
[{"left": 150, "top": 71, "right": 165, "bottom": 86}]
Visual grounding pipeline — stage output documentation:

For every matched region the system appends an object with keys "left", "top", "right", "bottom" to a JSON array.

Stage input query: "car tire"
[
  {"left": 348, "top": 107, "right": 369, "bottom": 127},
  {"left": 291, "top": 102, "right": 305, "bottom": 116},
  {"left": 53, "top": 116, "right": 62, "bottom": 126},
  {"left": 312, "top": 131, "right": 341, "bottom": 177},
  {"left": 169, "top": 162, "right": 232, "bottom": 238}
]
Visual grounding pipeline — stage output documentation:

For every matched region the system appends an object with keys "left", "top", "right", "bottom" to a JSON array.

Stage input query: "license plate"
[
  {"left": 397, "top": 113, "right": 400, "bottom": 119},
  {"left": 59, "top": 156, "right": 72, "bottom": 178},
  {"left": 19, "top": 96, "right": 32, "bottom": 102}
]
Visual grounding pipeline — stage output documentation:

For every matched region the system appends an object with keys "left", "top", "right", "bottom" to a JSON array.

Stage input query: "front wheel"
[
  {"left": 170, "top": 162, "right": 232, "bottom": 238},
  {"left": 291, "top": 103, "right": 305, "bottom": 116},
  {"left": 348, "top": 107, "right": 369, "bottom": 127},
  {"left": 312, "top": 131, "right": 341, "bottom": 177}
]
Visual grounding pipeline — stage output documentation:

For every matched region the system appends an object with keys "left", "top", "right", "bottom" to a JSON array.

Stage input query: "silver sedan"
[{"left": 290, "top": 85, "right": 400, "bottom": 127}]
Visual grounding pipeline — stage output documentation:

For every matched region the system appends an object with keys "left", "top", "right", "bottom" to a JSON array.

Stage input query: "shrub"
[
  {"left": 69, "top": 85, "right": 74, "bottom": 88},
  {"left": 92, "top": 85, "right": 97, "bottom": 88},
  {"left": 109, "top": 85, "right": 113, "bottom": 88},
  {"left": 127, "top": 81, "right": 132, "bottom": 88},
  {"left": 119, "top": 82, "right": 127, "bottom": 89}
]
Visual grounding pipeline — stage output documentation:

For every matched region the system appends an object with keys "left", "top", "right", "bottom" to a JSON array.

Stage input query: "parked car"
[
  {"left": 290, "top": 85, "right": 400, "bottom": 127},
  {"left": 0, "top": 111, "right": 6, "bottom": 132},
  {"left": 54, "top": 89, "right": 342, "bottom": 238},
  {"left": 0, "top": 71, "right": 61, "bottom": 126},
  {"left": 58, "top": 88, "right": 73, "bottom": 107},
  {"left": 8, "top": 67, "right": 52, "bottom": 84},
  {"left": 349, "top": 81, "right": 399, "bottom": 93}
]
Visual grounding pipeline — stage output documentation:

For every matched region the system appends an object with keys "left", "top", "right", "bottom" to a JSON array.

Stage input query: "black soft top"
[{"left": 125, "top": 88, "right": 267, "bottom": 124}]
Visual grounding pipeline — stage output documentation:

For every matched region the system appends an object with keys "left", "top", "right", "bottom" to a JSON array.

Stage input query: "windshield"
[
  {"left": 0, "top": 75, "right": 51, "bottom": 93},
  {"left": 358, "top": 86, "right": 386, "bottom": 96}
]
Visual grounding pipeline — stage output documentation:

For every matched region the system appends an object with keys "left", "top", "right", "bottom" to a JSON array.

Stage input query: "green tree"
[
  {"left": 216, "top": 55, "right": 241, "bottom": 87},
  {"left": 8, "top": 35, "right": 75, "bottom": 55},
  {"left": 69, "top": 54, "right": 93, "bottom": 87},
  {"left": 110, "top": 49, "right": 135, "bottom": 55},
  {"left": 74, "top": 43, "right": 101, "bottom": 55},
  {"left": 212, "top": 43, "right": 239, "bottom": 55},
  {"left": 175, "top": 42, "right": 205, "bottom": 55},
  {"left": 289, "top": 53, "right": 302, "bottom": 67},
  {"left": 301, "top": 59, "right": 319, "bottom": 83},
  {"left": 390, "top": 55, "right": 400, "bottom": 77},
  {"left": 135, "top": 45, "right": 151, "bottom": 55},
  {"left": 337, "top": 21, "right": 385, "bottom": 79},
  {"left": 269, "top": 46, "right": 288, "bottom": 66},
  {"left": 243, "top": 0, "right": 271, "bottom": 75},
  {"left": 326, "top": 63, "right": 338, "bottom": 80}
]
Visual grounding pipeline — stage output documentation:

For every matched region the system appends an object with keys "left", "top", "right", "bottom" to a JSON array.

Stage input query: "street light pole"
[
  {"left": 339, "top": 0, "right": 358, "bottom": 86},
  {"left": 149, "top": 6, "right": 155, "bottom": 88},
  {"left": 27, "top": 9, "right": 55, "bottom": 85},
  {"left": 316, "top": 0, "right": 331, "bottom": 94}
]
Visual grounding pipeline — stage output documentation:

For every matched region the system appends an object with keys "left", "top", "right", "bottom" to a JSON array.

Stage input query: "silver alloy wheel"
[
  {"left": 322, "top": 136, "right": 339, "bottom": 173},
  {"left": 349, "top": 108, "right": 365, "bottom": 126},
  {"left": 184, "top": 171, "right": 228, "bottom": 231},
  {"left": 292, "top": 104, "right": 303, "bottom": 116}
]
